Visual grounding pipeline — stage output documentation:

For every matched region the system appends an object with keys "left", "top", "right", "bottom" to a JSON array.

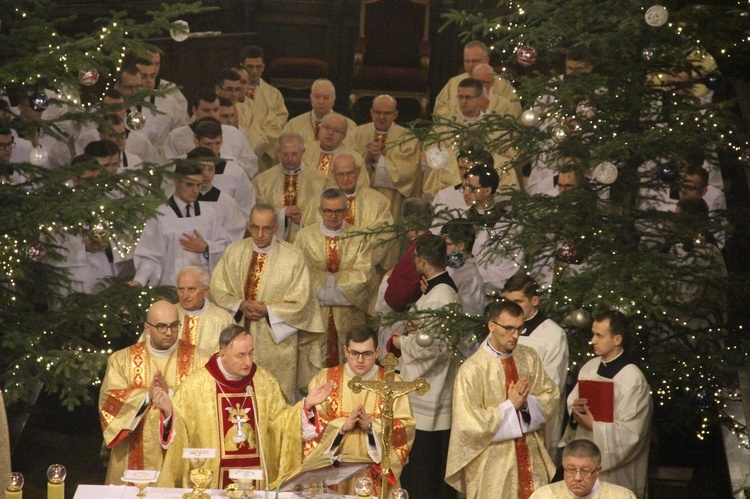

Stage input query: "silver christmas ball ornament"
[
  {"left": 170, "top": 20, "right": 190, "bottom": 42},
  {"left": 569, "top": 309, "right": 591, "bottom": 328},
  {"left": 415, "top": 330, "right": 435, "bottom": 348},
  {"left": 521, "top": 109, "right": 540, "bottom": 127},
  {"left": 126, "top": 110, "right": 146, "bottom": 131}
]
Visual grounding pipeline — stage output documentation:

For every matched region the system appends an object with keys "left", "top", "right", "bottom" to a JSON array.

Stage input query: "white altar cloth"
[{"left": 73, "top": 485, "right": 359, "bottom": 498}]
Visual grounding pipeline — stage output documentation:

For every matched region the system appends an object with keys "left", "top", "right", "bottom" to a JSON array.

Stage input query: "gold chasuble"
[
  {"left": 99, "top": 340, "right": 208, "bottom": 484},
  {"left": 303, "top": 365, "right": 415, "bottom": 496},
  {"left": 349, "top": 123, "right": 421, "bottom": 221},
  {"left": 301, "top": 187, "right": 396, "bottom": 270},
  {"left": 158, "top": 355, "right": 308, "bottom": 489},
  {"left": 252, "top": 164, "right": 331, "bottom": 241},
  {"left": 295, "top": 224, "right": 375, "bottom": 365},
  {"left": 446, "top": 344, "right": 557, "bottom": 499},
  {"left": 177, "top": 301, "right": 235, "bottom": 355},
  {"left": 209, "top": 238, "right": 325, "bottom": 400}
]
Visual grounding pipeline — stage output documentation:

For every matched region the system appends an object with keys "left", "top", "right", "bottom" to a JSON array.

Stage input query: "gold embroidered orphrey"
[{"left": 347, "top": 353, "right": 429, "bottom": 498}]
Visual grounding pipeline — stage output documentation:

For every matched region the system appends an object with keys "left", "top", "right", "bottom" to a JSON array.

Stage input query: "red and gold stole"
[
  {"left": 501, "top": 356, "right": 535, "bottom": 499},
  {"left": 247, "top": 87, "right": 256, "bottom": 100},
  {"left": 374, "top": 131, "right": 387, "bottom": 147},
  {"left": 345, "top": 196, "right": 356, "bottom": 226},
  {"left": 302, "top": 366, "right": 408, "bottom": 497},
  {"left": 324, "top": 236, "right": 341, "bottom": 366},
  {"left": 182, "top": 315, "right": 199, "bottom": 346},
  {"left": 242, "top": 251, "right": 267, "bottom": 330},
  {"left": 317, "top": 152, "right": 333, "bottom": 174},
  {"left": 100, "top": 341, "right": 198, "bottom": 470},
  {"left": 205, "top": 355, "right": 261, "bottom": 488},
  {"left": 283, "top": 173, "right": 298, "bottom": 207}
]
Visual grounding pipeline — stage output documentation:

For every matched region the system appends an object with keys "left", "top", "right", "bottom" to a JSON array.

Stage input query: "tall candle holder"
[
  {"left": 6, "top": 472, "right": 24, "bottom": 499},
  {"left": 46, "top": 464, "right": 66, "bottom": 499}
]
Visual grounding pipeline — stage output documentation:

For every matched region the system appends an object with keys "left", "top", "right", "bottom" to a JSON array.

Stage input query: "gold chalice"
[{"left": 183, "top": 457, "right": 212, "bottom": 499}]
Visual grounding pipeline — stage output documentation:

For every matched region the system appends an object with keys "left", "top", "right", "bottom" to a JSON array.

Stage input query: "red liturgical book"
[{"left": 578, "top": 380, "right": 614, "bottom": 422}]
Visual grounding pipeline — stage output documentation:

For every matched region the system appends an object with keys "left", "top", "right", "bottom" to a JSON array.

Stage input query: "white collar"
[
  {"left": 321, "top": 222, "right": 346, "bottom": 238},
  {"left": 601, "top": 350, "right": 624, "bottom": 366},
  {"left": 281, "top": 162, "right": 304, "bottom": 176},
  {"left": 320, "top": 145, "right": 340, "bottom": 154},
  {"left": 146, "top": 336, "right": 179, "bottom": 358},
  {"left": 182, "top": 298, "right": 209, "bottom": 317},
  {"left": 482, "top": 336, "right": 512, "bottom": 359},
  {"left": 172, "top": 195, "right": 190, "bottom": 212},
  {"left": 567, "top": 479, "right": 600, "bottom": 498},
  {"left": 253, "top": 239, "right": 275, "bottom": 254},
  {"left": 370, "top": 122, "right": 393, "bottom": 134},
  {"left": 217, "top": 357, "right": 245, "bottom": 381},
  {"left": 461, "top": 110, "right": 485, "bottom": 123},
  {"left": 344, "top": 363, "right": 379, "bottom": 380}
]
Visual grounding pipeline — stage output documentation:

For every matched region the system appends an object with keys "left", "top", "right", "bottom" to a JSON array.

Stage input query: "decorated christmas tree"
[
  {"left": 0, "top": 1, "right": 207, "bottom": 410},
  {"left": 409, "top": 0, "right": 750, "bottom": 447}
]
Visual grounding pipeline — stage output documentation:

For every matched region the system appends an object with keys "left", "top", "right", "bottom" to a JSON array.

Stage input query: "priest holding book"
[{"left": 562, "top": 311, "right": 652, "bottom": 498}]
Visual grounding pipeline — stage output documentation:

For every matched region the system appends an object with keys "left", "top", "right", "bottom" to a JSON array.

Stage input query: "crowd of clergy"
[{"left": 3, "top": 39, "right": 726, "bottom": 498}]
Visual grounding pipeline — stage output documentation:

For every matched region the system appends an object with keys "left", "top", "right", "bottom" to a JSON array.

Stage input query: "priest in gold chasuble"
[
  {"left": 158, "top": 325, "right": 334, "bottom": 489},
  {"left": 349, "top": 95, "right": 422, "bottom": 222},
  {"left": 295, "top": 189, "right": 376, "bottom": 367},
  {"left": 252, "top": 132, "right": 331, "bottom": 242},
  {"left": 99, "top": 301, "right": 209, "bottom": 484},
  {"left": 303, "top": 327, "right": 415, "bottom": 497},
  {"left": 302, "top": 153, "right": 398, "bottom": 271},
  {"left": 301, "top": 114, "right": 369, "bottom": 190},
  {"left": 175, "top": 265, "right": 235, "bottom": 354},
  {"left": 446, "top": 301, "right": 558, "bottom": 499},
  {"left": 209, "top": 203, "right": 325, "bottom": 400}
]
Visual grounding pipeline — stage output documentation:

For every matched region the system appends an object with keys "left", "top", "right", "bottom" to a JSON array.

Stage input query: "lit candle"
[
  {"left": 6, "top": 471, "right": 24, "bottom": 499},
  {"left": 46, "top": 464, "right": 66, "bottom": 499}
]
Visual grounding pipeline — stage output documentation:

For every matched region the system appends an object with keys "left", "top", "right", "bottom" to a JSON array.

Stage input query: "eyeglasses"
[
  {"left": 462, "top": 184, "right": 485, "bottom": 193},
  {"left": 563, "top": 467, "right": 599, "bottom": 479},
  {"left": 347, "top": 349, "right": 375, "bottom": 360},
  {"left": 457, "top": 94, "right": 480, "bottom": 101},
  {"left": 489, "top": 320, "right": 526, "bottom": 335},
  {"left": 146, "top": 321, "right": 181, "bottom": 333},
  {"left": 0, "top": 140, "right": 16, "bottom": 150},
  {"left": 321, "top": 208, "right": 346, "bottom": 217}
]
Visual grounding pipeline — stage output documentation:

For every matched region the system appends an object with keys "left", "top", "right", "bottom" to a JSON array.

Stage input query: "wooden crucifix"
[{"left": 348, "top": 352, "right": 430, "bottom": 498}]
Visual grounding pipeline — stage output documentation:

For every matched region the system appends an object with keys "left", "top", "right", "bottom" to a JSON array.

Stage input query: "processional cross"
[{"left": 348, "top": 353, "right": 430, "bottom": 498}]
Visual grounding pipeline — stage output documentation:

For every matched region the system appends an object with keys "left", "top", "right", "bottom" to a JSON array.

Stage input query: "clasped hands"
[
  {"left": 149, "top": 370, "right": 172, "bottom": 418},
  {"left": 508, "top": 376, "right": 530, "bottom": 411},
  {"left": 341, "top": 405, "right": 372, "bottom": 434},
  {"left": 240, "top": 299, "right": 268, "bottom": 321}
]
